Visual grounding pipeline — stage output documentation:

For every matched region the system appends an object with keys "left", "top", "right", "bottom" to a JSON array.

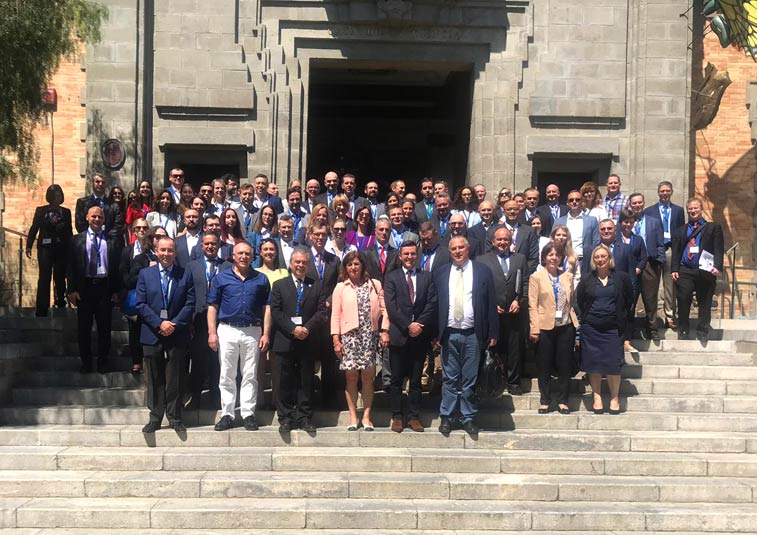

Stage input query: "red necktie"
[
  {"left": 687, "top": 221, "right": 699, "bottom": 260},
  {"left": 406, "top": 270, "right": 415, "bottom": 302},
  {"left": 380, "top": 246, "right": 387, "bottom": 273}
]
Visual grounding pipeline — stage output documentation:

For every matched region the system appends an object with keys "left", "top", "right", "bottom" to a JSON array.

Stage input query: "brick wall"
[
  {"left": 694, "top": 32, "right": 757, "bottom": 270},
  {"left": 1, "top": 54, "right": 87, "bottom": 306}
]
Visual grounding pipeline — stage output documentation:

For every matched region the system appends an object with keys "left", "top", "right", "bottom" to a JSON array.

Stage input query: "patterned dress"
[{"left": 339, "top": 281, "right": 379, "bottom": 371}]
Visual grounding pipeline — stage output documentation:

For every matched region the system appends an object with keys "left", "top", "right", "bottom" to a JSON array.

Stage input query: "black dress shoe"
[
  {"left": 462, "top": 420, "right": 479, "bottom": 435},
  {"left": 507, "top": 384, "right": 524, "bottom": 396},
  {"left": 299, "top": 420, "right": 317, "bottom": 433},
  {"left": 170, "top": 421, "right": 186, "bottom": 433},
  {"left": 279, "top": 421, "right": 293, "bottom": 433},
  {"left": 142, "top": 421, "right": 161, "bottom": 433},
  {"left": 243, "top": 415, "right": 259, "bottom": 431},
  {"left": 214, "top": 415, "right": 234, "bottom": 431},
  {"left": 558, "top": 406, "right": 571, "bottom": 415},
  {"left": 696, "top": 330, "right": 709, "bottom": 342},
  {"left": 678, "top": 330, "right": 689, "bottom": 340},
  {"left": 438, "top": 417, "right": 452, "bottom": 435}
]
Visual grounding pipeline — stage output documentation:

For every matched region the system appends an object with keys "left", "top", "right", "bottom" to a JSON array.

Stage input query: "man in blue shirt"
[{"left": 207, "top": 241, "right": 272, "bottom": 431}]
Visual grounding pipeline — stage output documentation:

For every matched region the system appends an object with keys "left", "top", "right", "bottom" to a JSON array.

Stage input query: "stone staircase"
[{"left": 1, "top": 308, "right": 757, "bottom": 532}]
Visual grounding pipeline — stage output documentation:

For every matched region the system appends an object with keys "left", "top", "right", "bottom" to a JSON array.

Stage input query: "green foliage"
[{"left": 0, "top": 0, "right": 108, "bottom": 184}]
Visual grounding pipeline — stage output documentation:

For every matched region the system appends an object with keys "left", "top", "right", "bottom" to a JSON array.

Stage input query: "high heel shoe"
[
  {"left": 558, "top": 405, "right": 570, "bottom": 415},
  {"left": 362, "top": 421, "right": 374, "bottom": 432},
  {"left": 592, "top": 405, "right": 604, "bottom": 414},
  {"left": 538, "top": 405, "right": 550, "bottom": 414}
]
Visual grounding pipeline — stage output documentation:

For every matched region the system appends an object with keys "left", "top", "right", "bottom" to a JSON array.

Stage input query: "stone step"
[
  {"left": 3, "top": 531, "right": 754, "bottom": 535},
  {"left": 623, "top": 364, "right": 757, "bottom": 380},
  {"left": 30, "top": 356, "right": 133, "bottom": 372},
  {"left": 4, "top": 497, "right": 757, "bottom": 530},
  {"left": 0, "top": 469, "right": 756, "bottom": 503},
  {"left": 4, "top": 444, "right": 757, "bottom": 477},
  {"left": 0, "top": 426, "right": 755, "bottom": 453},
  {"left": 624, "top": 352, "right": 754, "bottom": 366},
  {"left": 11, "top": 388, "right": 145, "bottom": 407},
  {"left": 17, "top": 371, "right": 143, "bottom": 388},
  {"left": 628, "top": 339, "right": 736, "bottom": 352}
]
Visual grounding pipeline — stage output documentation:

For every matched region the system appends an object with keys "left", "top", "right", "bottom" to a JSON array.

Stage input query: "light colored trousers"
[{"left": 217, "top": 323, "right": 260, "bottom": 419}]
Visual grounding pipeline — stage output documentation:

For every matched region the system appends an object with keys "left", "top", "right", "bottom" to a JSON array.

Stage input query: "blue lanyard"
[
  {"left": 440, "top": 217, "right": 448, "bottom": 237},
  {"left": 204, "top": 257, "right": 218, "bottom": 287},
  {"left": 91, "top": 231, "right": 103, "bottom": 267},
  {"left": 463, "top": 211, "right": 471, "bottom": 226},
  {"left": 425, "top": 201, "right": 433, "bottom": 219},
  {"left": 370, "top": 203, "right": 378, "bottom": 219},
  {"left": 391, "top": 228, "right": 404, "bottom": 248},
  {"left": 295, "top": 281, "right": 304, "bottom": 315},
  {"left": 421, "top": 246, "right": 437, "bottom": 270},
  {"left": 290, "top": 211, "right": 301, "bottom": 229},
  {"left": 315, "top": 254, "right": 324, "bottom": 280},
  {"left": 244, "top": 209, "right": 252, "bottom": 227},
  {"left": 356, "top": 233, "right": 369, "bottom": 250},
  {"left": 159, "top": 214, "right": 168, "bottom": 229},
  {"left": 661, "top": 204, "right": 670, "bottom": 232},
  {"left": 160, "top": 269, "right": 171, "bottom": 310},
  {"left": 548, "top": 273, "right": 560, "bottom": 311}
]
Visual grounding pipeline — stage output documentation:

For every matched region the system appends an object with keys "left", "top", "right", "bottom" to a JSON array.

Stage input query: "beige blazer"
[
  {"left": 528, "top": 269, "right": 579, "bottom": 335},
  {"left": 331, "top": 278, "right": 390, "bottom": 336}
]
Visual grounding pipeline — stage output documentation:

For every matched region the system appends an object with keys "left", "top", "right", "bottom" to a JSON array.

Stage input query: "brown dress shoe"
[
  {"left": 407, "top": 419, "right": 424, "bottom": 432},
  {"left": 390, "top": 418, "right": 404, "bottom": 433}
]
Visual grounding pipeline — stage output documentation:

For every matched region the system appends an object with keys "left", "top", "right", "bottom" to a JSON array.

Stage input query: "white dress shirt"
[
  {"left": 565, "top": 212, "right": 585, "bottom": 257},
  {"left": 447, "top": 260, "right": 474, "bottom": 329}
]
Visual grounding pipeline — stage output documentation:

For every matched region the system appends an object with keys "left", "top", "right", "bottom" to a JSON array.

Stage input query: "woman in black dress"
[
  {"left": 575, "top": 244, "right": 634, "bottom": 414},
  {"left": 26, "top": 184, "right": 73, "bottom": 316}
]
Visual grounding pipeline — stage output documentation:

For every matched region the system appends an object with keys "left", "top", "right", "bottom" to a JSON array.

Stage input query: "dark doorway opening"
[
  {"left": 163, "top": 147, "right": 248, "bottom": 192},
  {"left": 531, "top": 155, "right": 613, "bottom": 197},
  {"left": 306, "top": 61, "right": 473, "bottom": 197}
]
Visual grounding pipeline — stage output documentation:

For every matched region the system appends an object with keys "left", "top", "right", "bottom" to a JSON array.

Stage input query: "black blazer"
[
  {"left": 383, "top": 268, "right": 438, "bottom": 346},
  {"left": 415, "top": 245, "right": 451, "bottom": 273},
  {"left": 535, "top": 203, "right": 568, "bottom": 237},
  {"left": 671, "top": 220, "right": 724, "bottom": 273},
  {"left": 270, "top": 275, "right": 326, "bottom": 354},
  {"left": 66, "top": 231, "right": 121, "bottom": 295},
  {"left": 486, "top": 222, "right": 540, "bottom": 275},
  {"left": 187, "top": 256, "right": 232, "bottom": 314},
  {"left": 414, "top": 198, "right": 435, "bottom": 224},
  {"left": 27, "top": 205, "right": 73, "bottom": 250},
  {"left": 607, "top": 240, "right": 643, "bottom": 280},
  {"left": 361, "top": 243, "right": 400, "bottom": 281},
  {"left": 467, "top": 222, "right": 497, "bottom": 257},
  {"left": 433, "top": 260, "right": 499, "bottom": 346},
  {"left": 575, "top": 270, "right": 634, "bottom": 331},
  {"left": 306, "top": 248, "right": 340, "bottom": 297},
  {"left": 477, "top": 252, "right": 528, "bottom": 310},
  {"left": 74, "top": 195, "right": 124, "bottom": 241}
]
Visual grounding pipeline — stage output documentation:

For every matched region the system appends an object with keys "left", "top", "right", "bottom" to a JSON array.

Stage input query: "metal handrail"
[
  {"left": 0, "top": 226, "right": 29, "bottom": 308},
  {"left": 726, "top": 243, "right": 738, "bottom": 319}
]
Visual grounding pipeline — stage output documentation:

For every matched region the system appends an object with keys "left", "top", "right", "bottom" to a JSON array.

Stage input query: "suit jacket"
[
  {"left": 671, "top": 220, "right": 724, "bottom": 273},
  {"left": 120, "top": 246, "right": 157, "bottom": 293},
  {"left": 314, "top": 191, "right": 340, "bottom": 208},
  {"left": 478, "top": 252, "right": 528, "bottom": 311},
  {"left": 553, "top": 212, "right": 601, "bottom": 275},
  {"left": 535, "top": 203, "right": 569, "bottom": 237},
  {"left": 468, "top": 221, "right": 497, "bottom": 257},
  {"left": 528, "top": 270, "right": 579, "bottom": 335},
  {"left": 187, "top": 256, "right": 232, "bottom": 314},
  {"left": 635, "top": 214, "right": 666, "bottom": 264},
  {"left": 27, "top": 205, "right": 73, "bottom": 249},
  {"left": 190, "top": 243, "right": 233, "bottom": 264},
  {"left": 643, "top": 202, "right": 685, "bottom": 245},
  {"left": 575, "top": 270, "right": 635, "bottom": 331},
  {"left": 606, "top": 240, "right": 638, "bottom": 280},
  {"left": 270, "top": 275, "right": 326, "bottom": 354},
  {"left": 414, "top": 198, "right": 436, "bottom": 224},
  {"left": 75, "top": 195, "right": 124, "bottom": 241},
  {"left": 416, "top": 245, "right": 451, "bottom": 273},
  {"left": 486, "top": 222, "right": 540, "bottom": 275},
  {"left": 66, "top": 230, "right": 121, "bottom": 295},
  {"left": 174, "top": 232, "right": 202, "bottom": 269},
  {"left": 307, "top": 248, "right": 340, "bottom": 297},
  {"left": 383, "top": 267, "right": 438, "bottom": 346},
  {"left": 433, "top": 261, "right": 499, "bottom": 346},
  {"left": 441, "top": 231, "right": 481, "bottom": 259},
  {"left": 136, "top": 264, "right": 195, "bottom": 346},
  {"left": 361, "top": 243, "right": 400, "bottom": 281}
]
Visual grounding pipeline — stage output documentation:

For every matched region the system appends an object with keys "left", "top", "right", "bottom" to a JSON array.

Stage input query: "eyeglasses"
[
  {"left": 134, "top": 225, "right": 149, "bottom": 230},
  {"left": 171, "top": 174, "right": 184, "bottom": 178},
  {"left": 333, "top": 227, "right": 346, "bottom": 233},
  {"left": 567, "top": 198, "right": 581, "bottom": 204}
]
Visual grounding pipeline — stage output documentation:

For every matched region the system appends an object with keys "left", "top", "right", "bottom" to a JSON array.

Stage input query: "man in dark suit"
[
  {"left": 417, "top": 222, "right": 451, "bottom": 273},
  {"left": 190, "top": 215, "right": 233, "bottom": 262},
  {"left": 251, "top": 174, "right": 284, "bottom": 214},
  {"left": 433, "top": 235, "right": 498, "bottom": 436},
  {"left": 534, "top": 184, "right": 568, "bottom": 237},
  {"left": 314, "top": 171, "right": 341, "bottom": 208},
  {"left": 361, "top": 216, "right": 400, "bottom": 281},
  {"left": 554, "top": 190, "right": 600, "bottom": 276},
  {"left": 517, "top": 188, "right": 540, "bottom": 225},
  {"left": 468, "top": 200, "right": 498, "bottom": 258},
  {"left": 478, "top": 227, "right": 528, "bottom": 396},
  {"left": 236, "top": 183, "right": 259, "bottom": 235},
  {"left": 74, "top": 174, "right": 124, "bottom": 240},
  {"left": 430, "top": 193, "right": 453, "bottom": 241},
  {"left": 304, "top": 178, "right": 320, "bottom": 214},
  {"left": 489, "top": 200, "right": 540, "bottom": 275},
  {"left": 441, "top": 213, "right": 481, "bottom": 257},
  {"left": 644, "top": 180, "right": 686, "bottom": 330},
  {"left": 340, "top": 173, "right": 369, "bottom": 219},
  {"left": 174, "top": 209, "right": 202, "bottom": 269},
  {"left": 384, "top": 240, "right": 438, "bottom": 432},
  {"left": 136, "top": 236, "right": 195, "bottom": 433},
  {"left": 186, "top": 233, "right": 232, "bottom": 410},
  {"left": 672, "top": 197, "right": 724, "bottom": 341},
  {"left": 414, "top": 178, "right": 436, "bottom": 225},
  {"left": 364, "top": 180, "right": 383, "bottom": 220},
  {"left": 629, "top": 192, "right": 667, "bottom": 341},
  {"left": 67, "top": 206, "right": 121, "bottom": 374},
  {"left": 270, "top": 246, "right": 326, "bottom": 432},
  {"left": 307, "top": 222, "right": 341, "bottom": 406},
  {"left": 282, "top": 187, "right": 310, "bottom": 237}
]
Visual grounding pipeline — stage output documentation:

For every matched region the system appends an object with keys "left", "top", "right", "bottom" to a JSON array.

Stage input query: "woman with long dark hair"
[
  {"left": 345, "top": 205, "right": 376, "bottom": 251},
  {"left": 452, "top": 185, "right": 481, "bottom": 228},
  {"left": 220, "top": 207, "right": 246, "bottom": 246},
  {"left": 146, "top": 189, "right": 178, "bottom": 237},
  {"left": 26, "top": 184, "right": 73, "bottom": 316}
]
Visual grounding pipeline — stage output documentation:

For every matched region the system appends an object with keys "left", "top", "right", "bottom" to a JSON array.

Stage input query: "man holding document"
[{"left": 671, "top": 198, "right": 723, "bottom": 342}]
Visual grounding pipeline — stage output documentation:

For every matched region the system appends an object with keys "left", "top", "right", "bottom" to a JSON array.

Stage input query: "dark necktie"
[
  {"left": 406, "top": 270, "right": 415, "bottom": 302},
  {"left": 88, "top": 232, "right": 100, "bottom": 276},
  {"left": 687, "top": 221, "right": 700, "bottom": 260}
]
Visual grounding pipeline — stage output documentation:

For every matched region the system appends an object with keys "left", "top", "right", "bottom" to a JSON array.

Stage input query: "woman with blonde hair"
[
  {"left": 548, "top": 224, "right": 579, "bottom": 284},
  {"left": 580, "top": 181, "right": 608, "bottom": 222}
]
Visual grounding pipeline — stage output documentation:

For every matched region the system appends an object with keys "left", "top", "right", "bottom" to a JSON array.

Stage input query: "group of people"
[{"left": 26, "top": 169, "right": 724, "bottom": 435}]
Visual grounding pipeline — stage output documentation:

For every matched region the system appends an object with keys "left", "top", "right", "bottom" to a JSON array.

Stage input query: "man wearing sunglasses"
[{"left": 553, "top": 190, "right": 600, "bottom": 277}]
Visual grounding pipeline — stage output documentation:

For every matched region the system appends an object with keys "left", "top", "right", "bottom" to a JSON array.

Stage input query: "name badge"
[
  {"left": 160, "top": 309, "right": 168, "bottom": 319},
  {"left": 555, "top": 310, "right": 564, "bottom": 320},
  {"left": 42, "top": 238, "right": 52, "bottom": 245},
  {"left": 96, "top": 264, "right": 107, "bottom": 276},
  {"left": 689, "top": 246, "right": 700, "bottom": 254},
  {"left": 663, "top": 232, "right": 671, "bottom": 240},
  {"left": 291, "top": 316, "right": 303, "bottom": 326}
]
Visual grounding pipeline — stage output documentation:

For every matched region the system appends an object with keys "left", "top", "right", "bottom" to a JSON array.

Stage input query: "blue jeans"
[{"left": 440, "top": 329, "right": 481, "bottom": 422}]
